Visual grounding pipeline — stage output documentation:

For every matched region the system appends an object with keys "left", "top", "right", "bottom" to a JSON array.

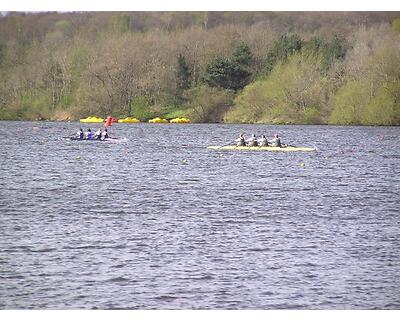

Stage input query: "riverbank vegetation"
[{"left": 0, "top": 12, "right": 399, "bottom": 125}]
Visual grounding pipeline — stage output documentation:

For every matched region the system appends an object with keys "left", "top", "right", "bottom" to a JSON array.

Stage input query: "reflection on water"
[{"left": 0, "top": 121, "right": 399, "bottom": 309}]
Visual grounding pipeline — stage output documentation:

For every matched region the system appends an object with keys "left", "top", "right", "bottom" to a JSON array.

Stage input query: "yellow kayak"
[
  {"left": 207, "top": 145, "right": 317, "bottom": 152},
  {"left": 118, "top": 117, "right": 140, "bottom": 123},
  {"left": 149, "top": 117, "right": 169, "bottom": 123},
  {"left": 80, "top": 116, "right": 104, "bottom": 123}
]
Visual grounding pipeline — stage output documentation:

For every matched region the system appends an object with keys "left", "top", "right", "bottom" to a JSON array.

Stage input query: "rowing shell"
[{"left": 207, "top": 145, "right": 317, "bottom": 152}]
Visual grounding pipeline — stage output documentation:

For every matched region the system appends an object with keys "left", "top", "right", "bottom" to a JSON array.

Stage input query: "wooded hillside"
[{"left": 0, "top": 11, "right": 399, "bottom": 125}]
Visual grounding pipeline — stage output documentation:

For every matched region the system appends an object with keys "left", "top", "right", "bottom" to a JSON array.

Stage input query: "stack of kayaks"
[
  {"left": 207, "top": 146, "right": 317, "bottom": 152},
  {"left": 118, "top": 117, "right": 140, "bottom": 123},
  {"left": 80, "top": 116, "right": 104, "bottom": 123},
  {"left": 170, "top": 117, "right": 191, "bottom": 123},
  {"left": 149, "top": 117, "right": 169, "bottom": 123}
]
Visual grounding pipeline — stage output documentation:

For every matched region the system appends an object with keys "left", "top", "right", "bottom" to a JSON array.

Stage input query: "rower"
[
  {"left": 85, "top": 128, "right": 93, "bottom": 140},
  {"left": 258, "top": 134, "right": 269, "bottom": 147},
  {"left": 76, "top": 128, "right": 84, "bottom": 140},
  {"left": 100, "top": 128, "right": 108, "bottom": 141},
  {"left": 271, "top": 133, "right": 282, "bottom": 147},
  {"left": 94, "top": 128, "right": 102, "bottom": 140},
  {"left": 247, "top": 134, "right": 259, "bottom": 147},
  {"left": 235, "top": 133, "right": 246, "bottom": 146}
]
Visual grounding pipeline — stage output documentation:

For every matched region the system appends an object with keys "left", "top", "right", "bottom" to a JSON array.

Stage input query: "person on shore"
[
  {"left": 235, "top": 133, "right": 246, "bottom": 146},
  {"left": 76, "top": 128, "right": 84, "bottom": 140},
  {"left": 271, "top": 133, "right": 282, "bottom": 147},
  {"left": 258, "top": 134, "right": 269, "bottom": 147},
  {"left": 247, "top": 134, "right": 259, "bottom": 147},
  {"left": 85, "top": 128, "right": 93, "bottom": 140},
  {"left": 94, "top": 128, "right": 102, "bottom": 140},
  {"left": 100, "top": 128, "right": 109, "bottom": 141}
]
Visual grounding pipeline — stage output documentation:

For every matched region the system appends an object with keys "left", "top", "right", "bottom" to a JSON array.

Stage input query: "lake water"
[{"left": 0, "top": 121, "right": 399, "bottom": 309}]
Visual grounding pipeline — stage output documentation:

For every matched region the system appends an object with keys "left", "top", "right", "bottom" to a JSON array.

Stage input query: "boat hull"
[{"left": 207, "top": 145, "right": 317, "bottom": 152}]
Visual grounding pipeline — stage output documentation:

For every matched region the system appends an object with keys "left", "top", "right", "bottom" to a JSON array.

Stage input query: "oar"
[{"left": 217, "top": 141, "right": 235, "bottom": 149}]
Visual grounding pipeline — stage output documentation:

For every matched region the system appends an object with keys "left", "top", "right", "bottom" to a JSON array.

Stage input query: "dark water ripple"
[{"left": 0, "top": 121, "right": 399, "bottom": 309}]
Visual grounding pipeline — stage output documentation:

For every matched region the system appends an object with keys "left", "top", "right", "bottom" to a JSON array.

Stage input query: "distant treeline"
[{"left": 0, "top": 11, "right": 399, "bottom": 125}]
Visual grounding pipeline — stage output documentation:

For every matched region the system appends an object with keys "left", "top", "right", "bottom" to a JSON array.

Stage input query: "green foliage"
[
  {"left": 231, "top": 42, "right": 253, "bottom": 66},
  {"left": 55, "top": 20, "right": 72, "bottom": 36},
  {"left": 303, "top": 107, "right": 321, "bottom": 124},
  {"left": 322, "top": 36, "right": 348, "bottom": 68},
  {"left": 18, "top": 92, "right": 52, "bottom": 120},
  {"left": 264, "top": 34, "right": 304, "bottom": 73},
  {"left": 226, "top": 53, "right": 327, "bottom": 124},
  {"left": 329, "top": 80, "right": 370, "bottom": 125},
  {"left": 304, "top": 37, "right": 324, "bottom": 53},
  {"left": 184, "top": 85, "right": 234, "bottom": 122},
  {"left": 176, "top": 53, "right": 191, "bottom": 93},
  {"left": 0, "top": 12, "right": 399, "bottom": 125},
  {"left": 391, "top": 17, "right": 400, "bottom": 33},
  {"left": 0, "top": 42, "right": 6, "bottom": 66},
  {"left": 364, "top": 87, "right": 397, "bottom": 125},
  {"left": 330, "top": 45, "right": 400, "bottom": 125},
  {"left": 164, "top": 107, "right": 190, "bottom": 119},
  {"left": 303, "top": 35, "right": 348, "bottom": 69},
  {"left": 129, "top": 96, "right": 153, "bottom": 120},
  {"left": 203, "top": 42, "right": 253, "bottom": 91},
  {"left": 108, "top": 14, "right": 132, "bottom": 34}
]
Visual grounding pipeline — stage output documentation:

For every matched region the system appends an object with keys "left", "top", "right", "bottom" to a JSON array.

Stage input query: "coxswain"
[
  {"left": 258, "top": 134, "right": 269, "bottom": 147},
  {"left": 85, "top": 128, "right": 93, "bottom": 140},
  {"left": 271, "top": 133, "right": 282, "bottom": 147},
  {"left": 94, "top": 128, "right": 102, "bottom": 140},
  {"left": 76, "top": 128, "right": 84, "bottom": 140},
  {"left": 247, "top": 134, "right": 259, "bottom": 147},
  {"left": 235, "top": 133, "right": 246, "bottom": 146}
]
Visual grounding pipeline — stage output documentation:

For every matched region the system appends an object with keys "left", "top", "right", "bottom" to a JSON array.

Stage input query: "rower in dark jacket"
[
  {"left": 76, "top": 128, "right": 84, "bottom": 140},
  {"left": 235, "top": 133, "right": 246, "bottom": 146},
  {"left": 271, "top": 133, "right": 282, "bottom": 147},
  {"left": 259, "top": 134, "right": 269, "bottom": 147},
  {"left": 247, "top": 134, "right": 259, "bottom": 147}
]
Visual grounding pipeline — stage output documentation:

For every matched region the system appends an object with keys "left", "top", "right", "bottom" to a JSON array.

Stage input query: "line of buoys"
[{"left": 79, "top": 116, "right": 191, "bottom": 124}]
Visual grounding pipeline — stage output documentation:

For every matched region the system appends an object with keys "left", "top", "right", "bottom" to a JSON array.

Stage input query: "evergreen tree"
[
  {"left": 231, "top": 42, "right": 253, "bottom": 66},
  {"left": 322, "top": 35, "right": 348, "bottom": 68},
  {"left": 204, "top": 42, "right": 253, "bottom": 91},
  {"left": 265, "top": 34, "right": 304, "bottom": 73},
  {"left": 176, "top": 53, "right": 191, "bottom": 92}
]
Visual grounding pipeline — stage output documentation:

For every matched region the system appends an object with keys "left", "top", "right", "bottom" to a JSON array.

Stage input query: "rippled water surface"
[{"left": 1, "top": 121, "right": 399, "bottom": 309}]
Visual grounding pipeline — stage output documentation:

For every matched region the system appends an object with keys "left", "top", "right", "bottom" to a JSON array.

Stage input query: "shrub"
[{"left": 184, "top": 85, "right": 234, "bottom": 122}]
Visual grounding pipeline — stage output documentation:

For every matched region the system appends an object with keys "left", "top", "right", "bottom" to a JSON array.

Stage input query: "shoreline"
[{"left": 1, "top": 119, "right": 399, "bottom": 127}]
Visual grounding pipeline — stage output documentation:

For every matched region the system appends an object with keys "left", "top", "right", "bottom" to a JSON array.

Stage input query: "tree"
[
  {"left": 391, "top": 17, "right": 400, "bottom": 33},
  {"left": 322, "top": 35, "right": 348, "bottom": 69},
  {"left": 203, "top": 42, "right": 253, "bottom": 91},
  {"left": 264, "top": 34, "right": 304, "bottom": 73},
  {"left": 231, "top": 42, "right": 253, "bottom": 66},
  {"left": 176, "top": 53, "right": 191, "bottom": 93},
  {"left": 226, "top": 53, "right": 328, "bottom": 124}
]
